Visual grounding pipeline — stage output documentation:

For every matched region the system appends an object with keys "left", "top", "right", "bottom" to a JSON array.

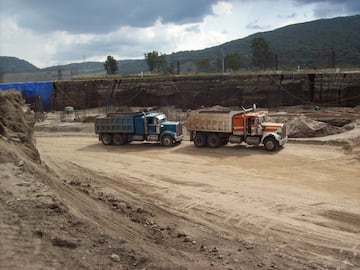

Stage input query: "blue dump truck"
[{"left": 95, "top": 110, "right": 183, "bottom": 146}]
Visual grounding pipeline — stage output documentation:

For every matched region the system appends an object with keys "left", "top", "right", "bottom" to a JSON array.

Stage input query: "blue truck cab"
[{"left": 95, "top": 110, "right": 183, "bottom": 146}]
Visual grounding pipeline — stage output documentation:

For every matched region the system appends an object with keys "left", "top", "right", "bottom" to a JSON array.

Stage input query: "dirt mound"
[
  {"left": 287, "top": 115, "right": 345, "bottom": 138},
  {"left": 0, "top": 90, "right": 40, "bottom": 162}
]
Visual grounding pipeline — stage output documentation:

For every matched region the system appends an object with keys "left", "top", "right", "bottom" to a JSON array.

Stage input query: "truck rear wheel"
[
  {"left": 161, "top": 135, "right": 174, "bottom": 146},
  {"left": 194, "top": 133, "right": 207, "bottom": 147},
  {"left": 264, "top": 137, "right": 278, "bottom": 151},
  {"left": 101, "top": 133, "right": 113, "bottom": 145},
  {"left": 113, "top": 134, "right": 126, "bottom": 145},
  {"left": 207, "top": 133, "right": 221, "bottom": 148}
]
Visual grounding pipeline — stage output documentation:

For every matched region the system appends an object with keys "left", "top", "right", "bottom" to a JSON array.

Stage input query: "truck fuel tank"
[
  {"left": 246, "top": 136, "right": 260, "bottom": 146},
  {"left": 229, "top": 135, "right": 243, "bottom": 144}
]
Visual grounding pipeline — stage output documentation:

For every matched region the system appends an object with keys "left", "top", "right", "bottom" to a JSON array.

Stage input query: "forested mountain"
[
  {"left": 1, "top": 14, "right": 359, "bottom": 75},
  {"left": 0, "top": 56, "right": 39, "bottom": 73},
  {"left": 167, "top": 14, "right": 360, "bottom": 71}
]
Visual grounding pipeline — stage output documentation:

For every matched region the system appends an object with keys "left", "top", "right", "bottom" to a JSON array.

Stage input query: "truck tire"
[
  {"left": 113, "top": 134, "right": 126, "bottom": 145},
  {"left": 264, "top": 137, "right": 278, "bottom": 151},
  {"left": 161, "top": 135, "right": 174, "bottom": 146},
  {"left": 207, "top": 133, "right": 221, "bottom": 148},
  {"left": 101, "top": 133, "right": 113, "bottom": 145},
  {"left": 194, "top": 133, "right": 207, "bottom": 147}
]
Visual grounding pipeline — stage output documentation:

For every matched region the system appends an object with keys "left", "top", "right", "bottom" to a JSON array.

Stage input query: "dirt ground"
[{"left": 1, "top": 91, "right": 360, "bottom": 269}]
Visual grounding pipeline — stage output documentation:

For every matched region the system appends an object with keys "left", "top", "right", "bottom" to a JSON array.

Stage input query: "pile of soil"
[
  {"left": 0, "top": 90, "right": 40, "bottom": 162},
  {"left": 286, "top": 115, "right": 345, "bottom": 138}
]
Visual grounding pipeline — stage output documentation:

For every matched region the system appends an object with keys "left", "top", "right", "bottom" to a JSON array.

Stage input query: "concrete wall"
[{"left": 51, "top": 72, "right": 360, "bottom": 111}]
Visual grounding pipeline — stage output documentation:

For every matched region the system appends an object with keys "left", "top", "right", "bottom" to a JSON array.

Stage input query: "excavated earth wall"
[{"left": 51, "top": 73, "right": 360, "bottom": 111}]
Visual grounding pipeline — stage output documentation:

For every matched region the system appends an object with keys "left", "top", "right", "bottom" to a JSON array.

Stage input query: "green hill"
[
  {"left": 0, "top": 56, "right": 39, "bottom": 73},
  {"left": 168, "top": 14, "right": 360, "bottom": 71}
]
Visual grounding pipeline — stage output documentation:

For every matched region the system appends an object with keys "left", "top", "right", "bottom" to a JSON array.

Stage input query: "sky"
[{"left": 1, "top": 0, "right": 360, "bottom": 68}]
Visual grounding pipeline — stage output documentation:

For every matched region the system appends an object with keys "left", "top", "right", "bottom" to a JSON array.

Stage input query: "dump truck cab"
[
  {"left": 233, "top": 112, "right": 266, "bottom": 136},
  {"left": 143, "top": 112, "right": 183, "bottom": 144},
  {"left": 232, "top": 111, "right": 287, "bottom": 150}
]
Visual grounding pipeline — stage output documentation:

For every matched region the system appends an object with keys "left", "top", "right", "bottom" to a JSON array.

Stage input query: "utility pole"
[
  {"left": 331, "top": 49, "right": 336, "bottom": 68},
  {"left": 221, "top": 48, "right": 225, "bottom": 74}
]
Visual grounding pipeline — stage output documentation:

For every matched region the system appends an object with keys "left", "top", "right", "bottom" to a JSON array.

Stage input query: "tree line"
[{"left": 104, "top": 37, "right": 272, "bottom": 75}]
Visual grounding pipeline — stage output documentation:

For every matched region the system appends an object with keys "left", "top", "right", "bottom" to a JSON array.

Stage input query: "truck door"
[
  {"left": 147, "top": 117, "right": 160, "bottom": 134},
  {"left": 248, "top": 117, "right": 255, "bottom": 135},
  {"left": 232, "top": 113, "right": 245, "bottom": 135}
]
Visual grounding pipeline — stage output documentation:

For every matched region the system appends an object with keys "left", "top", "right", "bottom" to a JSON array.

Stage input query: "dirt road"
[{"left": 34, "top": 135, "right": 360, "bottom": 269}]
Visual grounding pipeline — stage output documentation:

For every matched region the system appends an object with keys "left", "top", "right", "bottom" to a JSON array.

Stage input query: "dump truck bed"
[
  {"left": 186, "top": 111, "right": 242, "bottom": 133},
  {"left": 95, "top": 114, "right": 135, "bottom": 134}
]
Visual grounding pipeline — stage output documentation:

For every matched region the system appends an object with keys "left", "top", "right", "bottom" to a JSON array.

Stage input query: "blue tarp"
[{"left": 0, "top": 82, "right": 53, "bottom": 110}]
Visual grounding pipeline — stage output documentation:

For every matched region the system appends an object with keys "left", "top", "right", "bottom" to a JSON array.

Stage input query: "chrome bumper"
[
  {"left": 174, "top": 134, "right": 184, "bottom": 142},
  {"left": 278, "top": 136, "right": 288, "bottom": 146}
]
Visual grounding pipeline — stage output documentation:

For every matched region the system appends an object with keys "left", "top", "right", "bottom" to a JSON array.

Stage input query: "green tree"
[
  {"left": 251, "top": 37, "right": 272, "bottom": 70},
  {"left": 224, "top": 52, "right": 241, "bottom": 71},
  {"left": 158, "top": 54, "right": 169, "bottom": 73},
  {"left": 144, "top": 51, "right": 169, "bottom": 73},
  {"left": 144, "top": 51, "right": 158, "bottom": 73},
  {"left": 196, "top": 58, "right": 211, "bottom": 72},
  {"left": 104, "top": 55, "right": 118, "bottom": 74}
]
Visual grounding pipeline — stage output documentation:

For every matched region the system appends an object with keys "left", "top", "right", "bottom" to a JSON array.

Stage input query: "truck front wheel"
[
  {"left": 264, "top": 137, "right": 278, "bottom": 151},
  {"left": 207, "top": 133, "right": 221, "bottom": 148},
  {"left": 161, "top": 135, "right": 174, "bottom": 146},
  {"left": 101, "top": 133, "right": 113, "bottom": 145},
  {"left": 194, "top": 133, "right": 207, "bottom": 147}
]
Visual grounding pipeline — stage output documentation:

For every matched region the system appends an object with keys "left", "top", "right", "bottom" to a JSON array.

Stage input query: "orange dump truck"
[{"left": 186, "top": 106, "right": 287, "bottom": 151}]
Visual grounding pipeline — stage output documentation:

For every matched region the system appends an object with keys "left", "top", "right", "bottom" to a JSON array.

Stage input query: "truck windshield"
[
  {"left": 157, "top": 114, "right": 167, "bottom": 122},
  {"left": 258, "top": 116, "right": 265, "bottom": 123}
]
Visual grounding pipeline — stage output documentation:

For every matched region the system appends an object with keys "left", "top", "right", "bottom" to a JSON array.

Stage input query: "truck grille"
[{"left": 177, "top": 123, "right": 183, "bottom": 136}]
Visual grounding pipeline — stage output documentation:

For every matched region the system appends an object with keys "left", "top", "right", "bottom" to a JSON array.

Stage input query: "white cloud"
[
  {"left": 0, "top": 18, "right": 52, "bottom": 67},
  {"left": 212, "top": 1, "right": 233, "bottom": 16}
]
